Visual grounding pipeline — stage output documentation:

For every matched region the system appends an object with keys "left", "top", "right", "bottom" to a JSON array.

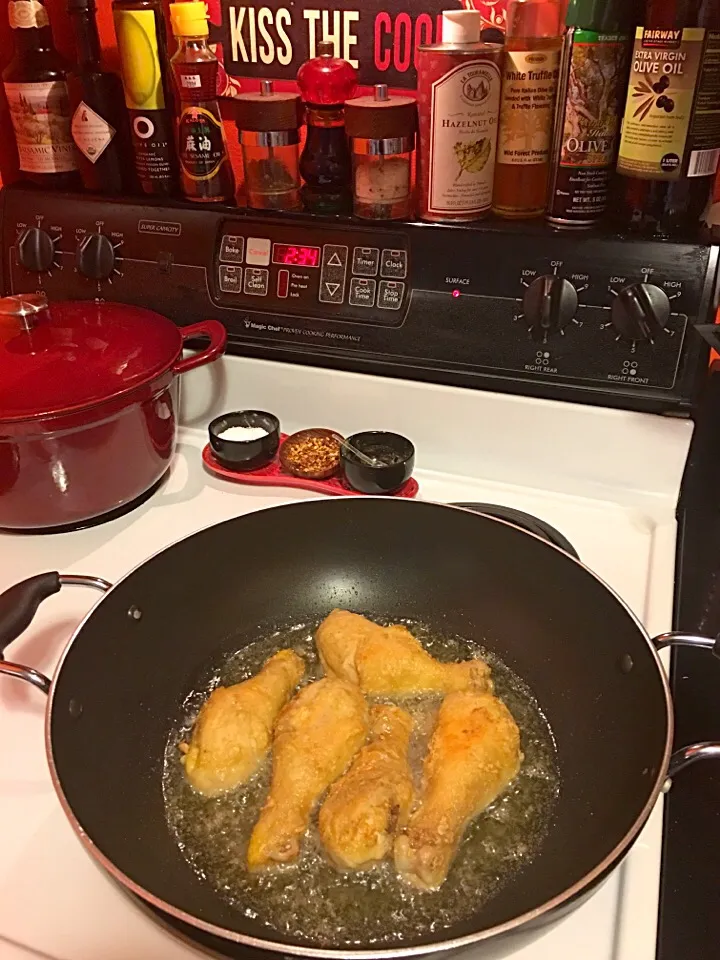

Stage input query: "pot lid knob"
[{"left": 0, "top": 292, "right": 49, "bottom": 331}]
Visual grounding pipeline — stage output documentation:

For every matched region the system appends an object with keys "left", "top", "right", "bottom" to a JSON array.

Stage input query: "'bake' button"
[
  {"left": 220, "top": 235, "right": 244, "bottom": 263},
  {"left": 349, "top": 277, "right": 376, "bottom": 307},
  {"left": 246, "top": 237, "right": 271, "bottom": 266},
  {"left": 380, "top": 249, "right": 407, "bottom": 279},
  {"left": 377, "top": 280, "right": 404, "bottom": 310},
  {"left": 219, "top": 265, "right": 242, "bottom": 293},
  {"left": 352, "top": 246, "right": 380, "bottom": 277},
  {"left": 243, "top": 267, "right": 269, "bottom": 296}
]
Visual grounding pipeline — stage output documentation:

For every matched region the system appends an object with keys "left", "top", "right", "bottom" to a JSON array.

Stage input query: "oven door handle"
[{"left": 0, "top": 572, "right": 111, "bottom": 695}]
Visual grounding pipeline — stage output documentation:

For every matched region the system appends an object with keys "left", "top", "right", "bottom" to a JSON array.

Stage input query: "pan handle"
[
  {"left": 652, "top": 632, "right": 720, "bottom": 657},
  {"left": 652, "top": 632, "right": 720, "bottom": 781},
  {"left": 0, "top": 572, "right": 111, "bottom": 695}
]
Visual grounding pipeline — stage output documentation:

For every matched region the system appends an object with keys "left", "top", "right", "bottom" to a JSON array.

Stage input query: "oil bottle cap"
[
  {"left": 441, "top": 10, "right": 482, "bottom": 44},
  {"left": 169, "top": 1, "right": 209, "bottom": 38},
  {"left": 506, "top": 0, "right": 564, "bottom": 38}
]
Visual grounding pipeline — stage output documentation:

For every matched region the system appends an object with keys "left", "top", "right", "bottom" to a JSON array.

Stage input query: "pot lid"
[{"left": 0, "top": 296, "right": 186, "bottom": 422}]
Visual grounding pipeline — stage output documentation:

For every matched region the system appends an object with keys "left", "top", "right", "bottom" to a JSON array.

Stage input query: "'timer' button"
[
  {"left": 352, "top": 246, "right": 380, "bottom": 277},
  {"left": 377, "top": 280, "right": 405, "bottom": 310},
  {"left": 380, "top": 249, "right": 407, "bottom": 279},
  {"left": 220, "top": 235, "right": 244, "bottom": 263},
  {"left": 219, "top": 265, "right": 242, "bottom": 293}
]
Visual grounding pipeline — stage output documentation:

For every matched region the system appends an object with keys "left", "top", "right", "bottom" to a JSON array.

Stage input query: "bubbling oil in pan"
[{"left": 162, "top": 621, "right": 560, "bottom": 947}]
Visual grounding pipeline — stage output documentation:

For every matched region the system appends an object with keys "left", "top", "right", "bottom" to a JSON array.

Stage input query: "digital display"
[{"left": 272, "top": 244, "right": 321, "bottom": 267}]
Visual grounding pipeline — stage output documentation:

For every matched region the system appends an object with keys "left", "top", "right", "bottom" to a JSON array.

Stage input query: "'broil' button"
[
  {"left": 243, "top": 267, "right": 269, "bottom": 296},
  {"left": 219, "top": 265, "right": 242, "bottom": 293},
  {"left": 380, "top": 249, "right": 407, "bottom": 279},
  {"left": 378, "top": 280, "right": 404, "bottom": 310}
]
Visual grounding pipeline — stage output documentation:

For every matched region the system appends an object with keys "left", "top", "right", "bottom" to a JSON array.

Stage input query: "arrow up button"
[{"left": 319, "top": 243, "right": 349, "bottom": 304}]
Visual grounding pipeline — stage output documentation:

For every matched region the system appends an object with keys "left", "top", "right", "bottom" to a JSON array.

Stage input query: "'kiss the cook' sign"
[{"left": 207, "top": 0, "right": 508, "bottom": 94}]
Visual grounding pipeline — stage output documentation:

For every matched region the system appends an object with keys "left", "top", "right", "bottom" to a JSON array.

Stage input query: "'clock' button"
[{"left": 380, "top": 249, "right": 407, "bottom": 279}]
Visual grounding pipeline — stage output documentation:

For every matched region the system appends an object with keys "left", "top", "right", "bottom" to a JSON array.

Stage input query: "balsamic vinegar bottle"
[
  {"left": 67, "top": 0, "right": 136, "bottom": 194},
  {"left": 2, "top": 0, "right": 80, "bottom": 188}
]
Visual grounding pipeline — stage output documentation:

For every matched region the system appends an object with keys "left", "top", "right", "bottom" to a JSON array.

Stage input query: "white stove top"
[{"left": 0, "top": 356, "right": 693, "bottom": 960}]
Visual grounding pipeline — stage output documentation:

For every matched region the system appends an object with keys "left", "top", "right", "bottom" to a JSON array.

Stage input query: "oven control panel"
[
  {"left": 1, "top": 186, "right": 717, "bottom": 412},
  {"left": 212, "top": 222, "right": 409, "bottom": 324}
]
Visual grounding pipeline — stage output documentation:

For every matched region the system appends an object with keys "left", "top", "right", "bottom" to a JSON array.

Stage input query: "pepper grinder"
[
  {"left": 296, "top": 41, "right": 357, "bottom": 215},
  {"left": 345, "top": 85, "right": 417, "bottom": 220},
  {"left": 234, "top": 80, "right": 303, "bottom": 211}
]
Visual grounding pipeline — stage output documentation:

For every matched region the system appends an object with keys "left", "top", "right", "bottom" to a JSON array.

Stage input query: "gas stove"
[{"left": 0, "top": 351, "right": 708, "bottom": 960}]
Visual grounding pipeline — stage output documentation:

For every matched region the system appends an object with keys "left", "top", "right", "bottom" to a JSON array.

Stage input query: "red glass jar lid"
[{"left": 0, "top": 297, "right": 187, "bottom": 422}]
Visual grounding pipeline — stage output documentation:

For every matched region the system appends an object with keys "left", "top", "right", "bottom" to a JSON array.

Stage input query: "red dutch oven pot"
[{"left": 0, "top": 294, "right": 226, "bottom": 531}]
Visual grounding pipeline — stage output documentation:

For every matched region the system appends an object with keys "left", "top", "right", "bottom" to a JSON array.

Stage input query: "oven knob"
[
  {"left": 523, "top": 276, "right": 578, "bottom": 341},
  {"left": 611, "top": 283, "right": 670, "bottom": 342},
  {"left": 76, "top": 232, "right": 115, "bottom": 280},
  {"left": 17, "top": 227, "right": 55, "bottom": 273}
]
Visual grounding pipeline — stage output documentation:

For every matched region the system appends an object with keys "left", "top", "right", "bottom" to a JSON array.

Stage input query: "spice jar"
[
  {"left": 234, "top": 80, "right": 303, "bottom": 211},
  {"left": 345, "top": 85, "right": 417, "bottom": 220}
]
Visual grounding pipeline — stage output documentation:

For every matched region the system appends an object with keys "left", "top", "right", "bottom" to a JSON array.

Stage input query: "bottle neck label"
[{"left": 9, "top": 0, "right": 49, "bottom": 29}]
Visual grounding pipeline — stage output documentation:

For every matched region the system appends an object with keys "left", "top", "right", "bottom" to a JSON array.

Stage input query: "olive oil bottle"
[
  {"left": 614, "top": 0, "right": 720, "bottom": 236},
  {"left": 112, "top": 0, "right": 179, "bottom": 196}
]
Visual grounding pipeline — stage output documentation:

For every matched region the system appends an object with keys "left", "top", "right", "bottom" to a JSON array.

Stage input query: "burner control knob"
[
  {"left": 523, "top": 275, "right": 578, "bottom": 340},
  {"left": 17, "top": 227, "right": 55, "bottom": 273},
  {"left": 611, "top": 283, "right": 670, "bottom": 342},
  {"left": 76, "top": 232, "right": 115, "bottom": 280}
]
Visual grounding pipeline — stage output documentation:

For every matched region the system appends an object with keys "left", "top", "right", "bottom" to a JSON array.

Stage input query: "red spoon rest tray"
[{"left": 202, "top": 440, "right": 419, "bottom": 498}]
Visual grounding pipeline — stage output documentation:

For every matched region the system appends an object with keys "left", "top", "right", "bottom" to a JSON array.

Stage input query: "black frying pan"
[{"left": 1, "top": 498, "right": 718, "bottom": 958}]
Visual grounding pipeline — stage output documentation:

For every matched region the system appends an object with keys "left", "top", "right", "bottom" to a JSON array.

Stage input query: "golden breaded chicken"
[
  {"left": 247, "top": 677, "right": 369, "bottom": 871},
  {"left": 394, "top": 691, "right": 521, "bottom": 890},
  {"left": 181, "top": 649, "right": 304, "bottom": 797},
  {"left": 318, "top": 704, "right": 414, "bottom": 870},
  {"left": 316, "top": 609, "right": 492, "bottom": 698}
]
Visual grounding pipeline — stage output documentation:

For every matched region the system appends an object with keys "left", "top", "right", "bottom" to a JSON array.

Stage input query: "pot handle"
[
  {"left": 173, "top": 320, "right": 227, "bottom": 375},
  {"left": 651, "top": 632, "right": 720, "bottom": 781},
  {"left": 0, "top": 573, "right": 111, "bottom": 695}
]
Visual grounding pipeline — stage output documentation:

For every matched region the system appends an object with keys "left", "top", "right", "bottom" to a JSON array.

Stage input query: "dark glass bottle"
[
  {"left": 2, "top": 0, "right": 81, "bottom": 188},
  {"left": 297, "top": 42, "right": 357, "bottom": 214},
  {"left": 614, "top": 0, "right": 720, "bottom": 236},
  {"left": 169, "top": 1, "right": 235, "bottom": 203},
  {"left": 66, "top": 0, "right": 136, "bottom": 194},
  {"left": 113, "top": 0, "right": 179, "bottom": 196}
]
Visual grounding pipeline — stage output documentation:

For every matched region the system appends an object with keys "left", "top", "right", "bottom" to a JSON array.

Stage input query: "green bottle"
[{"left": 546, "top": 0, "right": 635, "bottom": 228}]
